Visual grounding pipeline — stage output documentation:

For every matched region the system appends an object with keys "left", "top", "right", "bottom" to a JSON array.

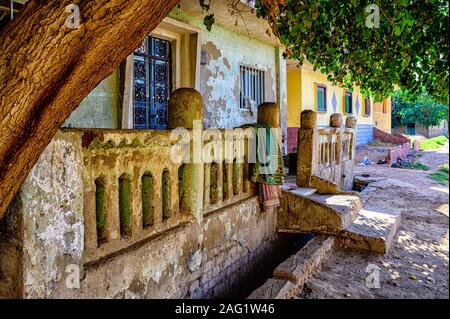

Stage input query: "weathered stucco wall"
[
  {"left": 64, "top": 69, "right": 121, "bottom": 129},
  {"left": 287, "top": 68, "right": 302, "bottom": 128},
  {"left": 63, "top": 9, "right": 281, "bottom": 132},
  {"left": 0, "top": 131, "right": 85, "bottom": 298},
  {"left": 373, "top": 97, "right": 392, "bottom": 134},
  {"left": 417, "top": 121, "right": 449, "bottom": 138},
  {"left": 300, "top": 66, "right": 373, "bottom": 127},
  {"left": 170, "top": 11, "right": 278, "bottom": 129},
  {"left": 81, "top": 197, "right": 278, "bottom": 299},
  {"left": 0, "top": 130, "right": 279, "bottom": 299}
]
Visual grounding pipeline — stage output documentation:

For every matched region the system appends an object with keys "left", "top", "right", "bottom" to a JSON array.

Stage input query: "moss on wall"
[
  {"left": 142, "top": 173, "right": 154, "bottom": 228},
  {"left": 162, "top": 169, "right": 171, "bottom": 220},
  {"left": 119, "top": 175, "right": 132, "bottom": 237},
  {"left": 95, "top": 178, "right": 106, "bottom": 243}
]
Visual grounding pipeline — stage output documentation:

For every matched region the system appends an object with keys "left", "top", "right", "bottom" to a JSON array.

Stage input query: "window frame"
[
  {"left": 239, "top": 65, "right": 266, "bottom": 111},
  {"left": 344, "top": 90, "right": 353, "bottom": 114},
  {"left": 364, "top": 96, "right": 371, "bottom": 117},
  {"left": 315, "top": 83, "right": 327, "bottom": 113}
]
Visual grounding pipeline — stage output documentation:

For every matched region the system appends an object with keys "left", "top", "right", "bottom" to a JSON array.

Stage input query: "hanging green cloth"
[{"left": 241, "top": 123, "right": 285, "bottom": 186}]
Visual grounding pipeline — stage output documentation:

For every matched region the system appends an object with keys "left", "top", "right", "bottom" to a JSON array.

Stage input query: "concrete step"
[
  {"left": 278, "top": 189, "right": 361, "bottom": 234},
  {"left": 282, "top": 184, "right": 317, "bottom": 196},
  {"left": 338, "top": 208, "right": 401, "bottom": 254}
]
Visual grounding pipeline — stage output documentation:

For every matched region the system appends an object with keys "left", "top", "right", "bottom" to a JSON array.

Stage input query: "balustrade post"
[
  {"left": 168, "top": 88, "right": 204, "bottom": 221},
  {"left": 345, "top": 116, "right": 357, "bottom": 160},
  {"left": 330, "top": 113, "right": 343, "bottom": 164},
  {"left": 257, "top": 102, "right": 280, "bottom": 128},
  {"left": 296, "top": 110, "right": 318, "bottom": 187}
]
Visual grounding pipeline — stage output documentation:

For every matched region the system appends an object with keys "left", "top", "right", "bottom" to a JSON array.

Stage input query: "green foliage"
[
  {"left": 255, "top": 0, "right": 449, "bottom": 102},
  {"left": 420, "top": 135, "right": 449, "bottom": 150},
  {"left": 406, "top": 162, "right": 429, "bottom": 171},
  {"left": 440, "top": 163, "right": 449, "bottom": 174},
  {"left": 392, "top": 90, "right": 449, "bottom": 127},
  {"left": 428, "top": 168, "right": 449, "bottom": 184}
]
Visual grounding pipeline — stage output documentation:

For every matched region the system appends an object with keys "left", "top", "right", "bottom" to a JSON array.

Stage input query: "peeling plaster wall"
[
  {"left": 81, "top": 197, "right": 278, "bottom": 299},
  {"left": 63, "top": 11, "right": 281, "bottom": 131},
  {"left": 64, "top": 69, "right": 121, "bottom": 129},
  {"left": 0, "top": 132, "right": 85, "bottom": 298},
  {"left": 170, "top": 11, "right": 278, "bottom": 129},
  {"left": 1, "top": 132, "right": 279, "bottom": 299}
]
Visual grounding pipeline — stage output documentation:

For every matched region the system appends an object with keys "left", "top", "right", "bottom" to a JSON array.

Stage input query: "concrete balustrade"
[{"left": 296, "top": 110, "right": 357, "bottom": 191}]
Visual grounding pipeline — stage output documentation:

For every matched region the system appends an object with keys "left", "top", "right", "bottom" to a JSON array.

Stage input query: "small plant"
[
  {"left": 407, "top": 162, "right": 430, "bottom": 171},
  {"left": 427, "top": 164, "right": 449, "bottom": 184},
  {"left": 440, "top": 163, "right": 449, "bottom": 174}
]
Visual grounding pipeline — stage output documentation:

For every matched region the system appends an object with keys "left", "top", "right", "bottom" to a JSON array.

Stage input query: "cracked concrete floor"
[{"left": 297, "top": 143, "right": 449, "bottom": 299}]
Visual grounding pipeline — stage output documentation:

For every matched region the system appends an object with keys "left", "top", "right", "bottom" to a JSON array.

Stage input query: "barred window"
[{"left": 239, "top": 65, "right": 265, "bottom": 110}]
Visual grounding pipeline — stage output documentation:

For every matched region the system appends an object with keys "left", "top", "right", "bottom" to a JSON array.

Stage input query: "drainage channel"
[{"left": 221, "top": 233, "right": 314, "bottom": 299}]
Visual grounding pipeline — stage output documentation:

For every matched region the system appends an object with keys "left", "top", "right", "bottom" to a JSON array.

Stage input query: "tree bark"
[{"left": 0, "top": 0, "right": 180, "bottom": 217}]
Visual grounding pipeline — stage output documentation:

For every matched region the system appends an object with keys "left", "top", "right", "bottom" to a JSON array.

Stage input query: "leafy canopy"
[
  {"left": 255, "top": 0, "right": 449, "bottom": 102},
  {"left": 392, "top": 90, "right": 449, "bottom": 127}
]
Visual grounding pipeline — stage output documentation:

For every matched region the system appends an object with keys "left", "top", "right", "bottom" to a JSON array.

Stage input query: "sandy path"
[{"left": 297, "top": 144, "right": 449, "bottom": 299}]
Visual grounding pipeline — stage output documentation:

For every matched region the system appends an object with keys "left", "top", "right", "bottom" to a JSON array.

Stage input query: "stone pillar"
[
  {"left": 344, "top": 116, "right": 357, "bottom": 190},
  {"left": 346, "top": 116, "right": 357, "bottom": 159},
  {"left": 330, "top": 113, "right": 343, "bottom": 128},
  {"left": 296, "top": 110, "right": 318, "bottom": 188},
  {"left": 168, "top": 88, "right": 204, "bottom": 221},
  {"left": 258, "top": 102, "right": 280, "bottom": 128},
  {"left": 330, "top": 114, "right": 343, "bottom": 165},
  {"left": 345, "top": 116, "right": 357, "bottom": 130},
  {"left": 168, "top": 88, "right": 203, "bottom": 129},
  {"left": 258, "top": 102, "right": 282, "bottom": 166}
]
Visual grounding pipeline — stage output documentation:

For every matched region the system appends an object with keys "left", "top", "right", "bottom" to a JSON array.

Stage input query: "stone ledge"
[
  {"left": 272, "top": 236, "right": 335, "bottom": 285},
  {"left": 278, "top": 190, "right": 361, "bottom": 234},
  {"left": 338, "top": 208, "right": 401, "bottom": 254},
  {"left": 248, "top": 236, "right": 335, "bottom": 299},
  {"left": 247, "top": 278, "right": 296, "bottom": 299}
]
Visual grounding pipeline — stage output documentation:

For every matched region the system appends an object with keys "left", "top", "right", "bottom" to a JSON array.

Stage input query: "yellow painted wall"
[
  {"left": 298, "top": 65, "right": 373, "bottom": 127},
  {"left": 287, "top": 68, "right": 302, "bottom": 127},
  {"left": 373, "top": 97, "right": 392, "bottom": 133}
]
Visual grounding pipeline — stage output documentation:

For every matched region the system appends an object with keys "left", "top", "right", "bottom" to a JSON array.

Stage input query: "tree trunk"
[{"left": 0, "top": 0, "right": 180, "bottom": 217}]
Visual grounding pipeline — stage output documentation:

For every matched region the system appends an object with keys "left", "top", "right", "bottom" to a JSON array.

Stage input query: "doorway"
[{"left": 407, "top": 123, "right": 416, "bottom": 135}]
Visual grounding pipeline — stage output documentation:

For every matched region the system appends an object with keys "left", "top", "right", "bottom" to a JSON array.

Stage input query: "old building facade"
[{"left": 0, "top": 0, "right": 381, "bottom": 299}]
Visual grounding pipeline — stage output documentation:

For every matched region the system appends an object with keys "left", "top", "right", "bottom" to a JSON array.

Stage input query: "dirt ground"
[{"left": 298, "top": 142, "right": 449, "bottom": 299}]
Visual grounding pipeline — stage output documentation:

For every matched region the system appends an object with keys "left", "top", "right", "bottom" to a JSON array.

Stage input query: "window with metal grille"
[
  {"left": 133, "top": 36, "right": 171, "bottom": 130},
  {"left": 239, "top": 65, "right": 265, "bottom": 110}
]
